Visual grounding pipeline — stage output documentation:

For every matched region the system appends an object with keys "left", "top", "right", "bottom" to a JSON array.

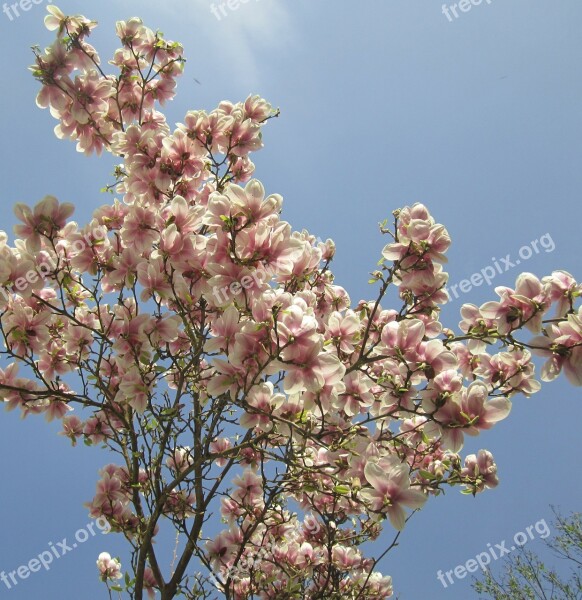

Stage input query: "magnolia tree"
[{"left": 1, "top": 5, "right": 580, "bottom": 600}]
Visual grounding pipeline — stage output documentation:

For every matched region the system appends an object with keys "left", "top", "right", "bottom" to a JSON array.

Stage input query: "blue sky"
[{"left": 0, "top": 1, "right": 581, "bottom": 598}]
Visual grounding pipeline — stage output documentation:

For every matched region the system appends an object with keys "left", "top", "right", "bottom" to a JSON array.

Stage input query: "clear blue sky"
[{"left": 0, "top": 1, "right": 581, "bottom": 598}]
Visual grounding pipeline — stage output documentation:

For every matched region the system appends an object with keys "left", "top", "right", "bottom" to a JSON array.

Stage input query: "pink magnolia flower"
[
  {"left": 115, "top": 366, "right": 154, "bottom": 413},
  {"left": 35, "top": 42, "right": 73, "bottom": 108},
  {"left": 146, "top": 315, "right": 181, "bottom": 346},
  {"left": 161, "top": 129, "right": 205, "bottom": 175},
  {"left": 358, "top": 572, "right": 394, "bottom": 597},
  {"left": 147, "top": 75, "right": 179, "bottom": 107},
  {"left": 3, "top": 305, "right": 51, "bottom": 356},
  {"left": 459, "top": 381, "right": 511, "bottom": 435},
  {"left": 361, "top": 458, "right": 427, "bottom": 530},
  {"left": 44, "top": 4, "right": 67, "bottom": 31},
  {"left": 143, "top": 567, "right": 159, "bottom": 600},
  {"left": 462, "top": 449, "right": 499, "bottom": 492},
  {"left": 395, "top": 259, "right": 449, "bottom": 306},
  {"left": 163, "top": 489, "right": 196, "bottom": 519},
  {"left": 137, "top": 258, "right": 173, "bottom": 302},
  {"left": 231, "top": 469, "right": 263, "bottom": 508},
  {"left": 340, "top": 371, "right": 374, "bottom": 417},
  {"left": 475, "top": 349, "right": 541, "bottom": 396},
  {"left": 59, "top": 415, "right": 84, "bottom": 446},
  {"left": 424, "top": 381, "right": 511, "bottom": 451},
  {"left": 530, "top": 307, "right": 582, "bottom": 385},
  {"left": 93, "top": 471, "right": 127, "bottom": 508},
  {"left": 205, "top": 306, "right": 241, "bottom": 354},
  {"left": 480, "top": 273, "right": 549, "bottom": 335},
  {"left": 450, "top": 341, "right": 481, "bottom": 378},
  {"left": 421, "top": 369, "right": 463, "bottom": 408},
  {"left": 458, "top": 303, "right": 497, "bottom": 353},
  {"left": 210, "top": 438, "right": 232, "bottom": 467},
  {"left": 380, "top": 318, "right": 425, "bottom": 357},
  {"left": 37, "top": 342, "right": 72, "bottom": 379},
  {"left": 332, "top": 545, "right": 363, "bottom": 570},
  {"left": 228, "top": 118, "right": 263, "bottom": 156},
  {"left": 83, "top": 413, "right": 114, "bottom": 445},
  {"left": 45, "top": 5, "right": 97, "bottom": 37},
  {"left": 115, "top": 17, "right": 145, "bottom": 46},
  {"left": 382, "top": 203, "right": 450, "bottom": 264},
  {"left": 243, "top": 95, "right": 273, "bottom": 122},
  {"left": 13, "top": 195, "right": 74, "bottom": 252},
  {"left": 66, "top": 71, "right": 114, "bottom": 125},
  {"left": 240, "top": 382, "right": 284, "bottom": 431},
  {"left": 414, "top": 338, "right": 458, "bottom": 380},
  {"left": 166, "top": 447, "right": 193, "bottom": 474},
  {"left": 326, "top": 310, "right": 361, "bottom": 354},
  {"left": 542, "top": 270, "right": 582, "bottom": 318},
  {"left": 120, "top": 205, "right": 161, "bottom": 254},
  {"left": 43, "top": 398, "right": 71, "bottom": 422},
  {"left": 293, "top": 542, "right": 322, "bottom": 570},
  {"left": 280, "top": 343, "right": 345, "bottom": 395},
  {"left": 111, "top": 311, "right": 151, "bottom": 355},
  {"left": 206, "top": 529, "right": 242, "bottom": 568},
  {"left": 205, "top": 358, "right": 247, "bottom": 398},
  {"left": 96, "top": 552, "right": 122, "bottom": 581}
]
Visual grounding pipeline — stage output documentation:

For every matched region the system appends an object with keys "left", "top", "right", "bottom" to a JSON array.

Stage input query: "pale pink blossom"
[
  {"left": 462, "top": 449, "right": 499, "bottom": 492},
  {"left": 361, "top": 458, "right": 427, "bottom": 530},
  {"left": 96, "top": 552, "right": 122, "bottom": 581},
  {"left": 13, "top": 195, "right": 74, "bottom": 252}
]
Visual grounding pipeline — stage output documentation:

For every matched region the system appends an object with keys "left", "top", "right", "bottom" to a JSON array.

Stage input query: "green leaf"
[{"left": 145, "top": 418, "right": 159, "bottom": 431}]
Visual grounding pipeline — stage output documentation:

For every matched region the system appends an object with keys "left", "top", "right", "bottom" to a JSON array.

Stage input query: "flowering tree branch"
[{"left": 0, "top": 5, "right": 580, "bottom": 599}]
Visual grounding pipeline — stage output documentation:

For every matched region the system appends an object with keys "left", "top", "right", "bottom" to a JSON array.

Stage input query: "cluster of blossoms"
[{"left": 0, "top": 6, "right": 580, "bottom": 600}]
